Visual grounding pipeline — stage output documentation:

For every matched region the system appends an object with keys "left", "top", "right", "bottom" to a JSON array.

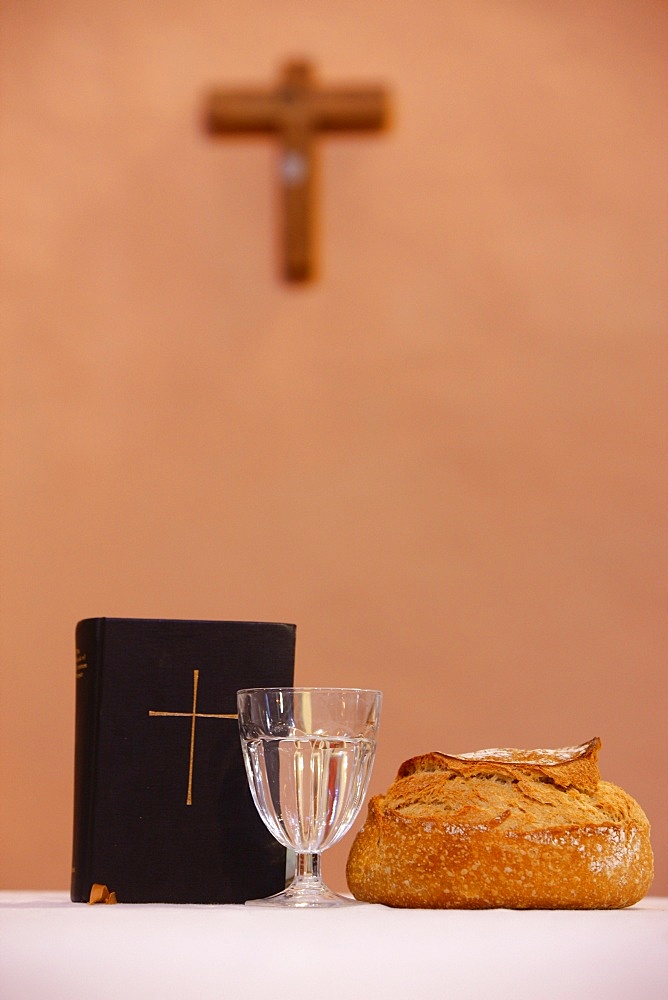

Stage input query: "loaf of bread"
[{"left": 346, "top": 737, "right": 653, "bottom": 908}]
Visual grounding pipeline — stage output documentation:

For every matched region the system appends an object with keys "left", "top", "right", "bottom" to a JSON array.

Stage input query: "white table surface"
[{"left": 1, "top": 892, "right": 667, "bottom": 1000}]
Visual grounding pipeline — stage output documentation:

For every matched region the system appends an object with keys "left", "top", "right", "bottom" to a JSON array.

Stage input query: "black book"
[{"left": 71, "top": 617, "right": 295, "bottom": 903}]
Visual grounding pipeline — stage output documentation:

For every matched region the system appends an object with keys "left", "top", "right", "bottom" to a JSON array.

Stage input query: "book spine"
[{"left": 70, "top": 618, "right": 104, "bottom": 902}]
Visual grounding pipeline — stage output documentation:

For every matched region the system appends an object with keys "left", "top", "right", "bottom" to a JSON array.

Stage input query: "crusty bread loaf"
[{"left": 346, "top": 738, "right": 653, "bottom": 909}]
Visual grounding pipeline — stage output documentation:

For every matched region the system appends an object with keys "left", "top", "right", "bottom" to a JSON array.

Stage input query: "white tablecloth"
[{"left": 1, "top": 892, "right": 666, "bottom": 1000}]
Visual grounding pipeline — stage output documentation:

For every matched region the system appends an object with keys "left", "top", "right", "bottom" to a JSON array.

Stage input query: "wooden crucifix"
[{"left": 205, "top": 60, "right": 389, "bottom": 281}]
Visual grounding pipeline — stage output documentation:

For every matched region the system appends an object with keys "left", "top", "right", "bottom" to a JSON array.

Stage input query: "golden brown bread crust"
[{"left": 346, "top": 738, "right": 653, "bottom": 909}]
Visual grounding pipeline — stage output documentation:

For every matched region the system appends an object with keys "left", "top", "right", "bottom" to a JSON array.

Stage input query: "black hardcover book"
[{"left": 71, "top": 617, "right": 295, "bottom": 903}]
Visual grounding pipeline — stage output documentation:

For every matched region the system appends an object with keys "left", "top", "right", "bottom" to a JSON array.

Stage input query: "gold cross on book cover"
[{"left": 149, "top": 669, "right": 237, "bottom": 806}]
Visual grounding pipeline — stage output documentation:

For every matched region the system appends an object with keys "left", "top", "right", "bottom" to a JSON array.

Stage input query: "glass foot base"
[{"left": 245, "top": 882, "right": 360, "bottom": 909}]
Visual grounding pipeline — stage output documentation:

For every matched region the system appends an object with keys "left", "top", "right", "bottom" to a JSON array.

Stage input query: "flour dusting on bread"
[{"left": 454, "top": 739, "right": 597, "bottom": 765}]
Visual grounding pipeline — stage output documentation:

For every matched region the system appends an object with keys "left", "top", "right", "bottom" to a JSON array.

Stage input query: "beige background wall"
[{"left": 1, "top": 0, "right": 666, "bottom": 897}]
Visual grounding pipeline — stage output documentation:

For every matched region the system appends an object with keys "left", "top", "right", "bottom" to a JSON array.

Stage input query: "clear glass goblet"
[{"left": 237, "top": 686, "right": 382, "bottom": 907}]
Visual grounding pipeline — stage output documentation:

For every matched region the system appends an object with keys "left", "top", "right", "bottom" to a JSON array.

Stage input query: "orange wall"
[{"left": 1, "top": 0, "right": 666, "bottom": 897}]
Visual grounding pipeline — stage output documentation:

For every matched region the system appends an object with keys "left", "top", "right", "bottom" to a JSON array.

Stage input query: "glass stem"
[{"left": 294, "top": 852, "right": 322, "bottom": 886}]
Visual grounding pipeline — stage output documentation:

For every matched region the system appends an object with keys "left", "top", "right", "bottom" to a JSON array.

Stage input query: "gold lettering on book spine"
[
  {"left": 148, "top": 669, "right": 237, "bottom": 805},
  {"left": 76, "top": 648, "right": 88, "bottom": 680}
]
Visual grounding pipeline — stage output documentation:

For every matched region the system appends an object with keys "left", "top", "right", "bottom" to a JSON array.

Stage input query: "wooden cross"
[
  {"left": 205, "top": 59, "right": 389, "bottom": 281},
  {"left": 148, "top": 669, "right": 237, "bottom": 806}
]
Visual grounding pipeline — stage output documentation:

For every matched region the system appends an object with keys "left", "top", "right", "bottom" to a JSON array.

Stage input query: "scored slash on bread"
[
  {"left": 397, "top": 737, "right": 602, "bottom": 793},
  {"left": 346, "top": 737, "right": 653, "bottom": 909}
]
